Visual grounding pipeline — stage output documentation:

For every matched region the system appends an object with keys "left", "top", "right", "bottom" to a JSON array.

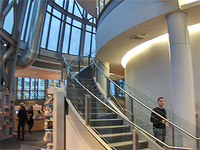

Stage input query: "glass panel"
[
  {"left": 47, "top": 16, "right": 61, "bottom": 51},
  {"left": 3, "top": 7, "right": 14, "bottom": 34},
  {"left": 72, "top": 19, "right": 82, "bottom": 28},
  {"left": 91, "top": 34, "right": 96, "bottom": 57},
  {"left": 31, "top": 78, "right": 35, "bottom": 90},
  {"left": 68, "top": 0, "right": 74, "bottom": 13},
  {"left": 74, "top": 2, "right": 83, "bottom": 18},
  {"left": 48, "top": 80, "right": 53, "bottom": 89},
  {"left": 38, "top": 91, "right": 45, "bottom": 99},
  {"left": 24, "top": 78, "right": 30, "bottom": 91},
  {"left": 83, "top": 31, "right": 91, "bottom": 56},
  {"left": 62, "top": 23, "right": 71, "bottom": 53},
  {"left": 25, "top": 1, "right": 35, "bottom": 42},
  {"left": 17, "top": 77, "right": 22, "bottom": 90},
  {"left": 17, "top": 91, "right": 22, "bottom": 100},
  {"left": 30, "top": 91, "right": 36, "bottom": 99},
  {"left": 69, "top": 26, "right": 81, "bottom": 55},
  {"left": 66, "top": 16, "right": 72, "bottom": 23},
  {"left": 47, "top": 5, "right": 52, "bottom": 12},
  {"left": 21, "top": 0, "right": 32, "bottom": 41},
  {"left": 41, "top": 13, "right": 51, "bottom": 48},
  {"left": 38, "top": 79, "right": 45, "bottom": 90},
  {"left": 23, "top": 91, "right": 30, "bottom": 100},
  {"left": 53, "top": 8, "right": 62, "bottom": 18},
  {"left": 54, "top": 0, "right": 64, "bottom": 7},
  {"left": 86, "top": 25, "right": 92, "bottom": 32}
]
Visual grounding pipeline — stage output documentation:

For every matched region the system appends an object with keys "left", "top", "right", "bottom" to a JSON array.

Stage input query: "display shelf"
[
  {"left": 0, "top": 92, "right": 15, "bottom": 141},
  {"left": 42, "top": 87, "right": 65, "bottom": 150}
]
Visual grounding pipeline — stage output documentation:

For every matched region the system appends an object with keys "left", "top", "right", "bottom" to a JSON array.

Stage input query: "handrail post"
[
  {"left": 133, "top": 129, "right": 139, "bottom": 150},
  {"left": 107, "top": 78, "right": 110, "bottom": 98},
  {"left": 85, "top": 94, "right": 90, "bottom": 125}
]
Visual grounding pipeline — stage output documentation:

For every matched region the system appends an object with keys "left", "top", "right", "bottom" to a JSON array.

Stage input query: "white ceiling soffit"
[{"left": 76, "top": 0, "right": 96, "bottom": 17}]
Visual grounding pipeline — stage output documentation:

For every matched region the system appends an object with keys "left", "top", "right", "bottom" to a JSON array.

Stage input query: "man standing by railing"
[{"left": 150, "top": 97, "right": 169, "bottom": 147}]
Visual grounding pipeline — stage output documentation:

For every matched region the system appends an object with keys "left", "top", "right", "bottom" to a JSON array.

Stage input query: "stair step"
[
  {"left": 110, "top": 140, "right": 148, "bottom": 150},
  {"left": 94, "top": 125, "right": 131, "bottom": 134},
  {"left": 90, "top": 118, "right": 123, "bottom": 126},
  {"left": 100, "top": 132, "right": 133, "bottom": 143}
]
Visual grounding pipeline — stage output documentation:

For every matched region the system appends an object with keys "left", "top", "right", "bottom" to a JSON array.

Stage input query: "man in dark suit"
[{"left": 17, "top": 102, "right": 27, "bottom": 140}]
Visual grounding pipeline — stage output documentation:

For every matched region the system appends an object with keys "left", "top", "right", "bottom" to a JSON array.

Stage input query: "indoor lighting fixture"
[
  {"left": 121, "top": 23, "right": 200, "bottom": 68},
  {"left": 178, "top": 0, "right": 200, "bottom": 9},
  {"left": 3, "top": 43, "right": 7, "bottom": 47}
]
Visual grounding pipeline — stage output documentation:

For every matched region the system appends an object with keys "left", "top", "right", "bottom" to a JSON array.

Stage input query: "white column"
[
  {"left": 167, "top": 12, "right": 196, "bottom": 145},
  {"left": 167, "top": 12, "right": 195, "bottom": 126}
]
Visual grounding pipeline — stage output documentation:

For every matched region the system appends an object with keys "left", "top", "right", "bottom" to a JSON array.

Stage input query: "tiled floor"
[{"left": 0, "top": 131, "right": 47, "bottom": 150}]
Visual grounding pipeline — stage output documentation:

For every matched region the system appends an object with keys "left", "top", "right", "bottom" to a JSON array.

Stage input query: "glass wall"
[
  {"left": 17, "top": 77, "right": 67, "bottom": 100},
  {"left": 2, "top": 0, "right": 96, "bottom": 57},
  {"left": 17, "top": 77, "right": 46, "bottom": 100}
]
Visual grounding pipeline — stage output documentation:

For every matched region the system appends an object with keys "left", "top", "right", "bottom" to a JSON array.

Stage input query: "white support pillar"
[{"left": 167, "top": 12, "right": 196, "bottom": 147}]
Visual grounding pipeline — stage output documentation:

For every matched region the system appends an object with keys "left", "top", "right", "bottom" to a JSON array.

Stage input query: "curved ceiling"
[{"left": 95, "top": 5, "right": 200, "bottom": 77}]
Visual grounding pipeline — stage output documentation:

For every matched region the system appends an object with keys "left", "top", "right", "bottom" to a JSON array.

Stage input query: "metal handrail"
[
  {"left": 92, "top": 59, "right": 200, "bottom": 141},
  {"left": 62, "top": 55, "right": 192, "bottom": 149},
  {"left": 66, "top": 60, "right": 192, "bottom": 150}
]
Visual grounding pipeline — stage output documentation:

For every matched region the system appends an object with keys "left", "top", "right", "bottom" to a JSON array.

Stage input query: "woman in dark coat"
[{"left": 27, "top": 105, "right": 34, "bottom": 134}]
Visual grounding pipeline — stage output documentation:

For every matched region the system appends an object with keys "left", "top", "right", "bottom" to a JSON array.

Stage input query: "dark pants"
[
  {"left": 153, "top": 128, "right": 166, "bottom": 147},
  {"left": 29, "top": 123, "right": 33, "bottom": 131},
  {"left": 18, "top": 122, "right": 25, "bottom": 139}
]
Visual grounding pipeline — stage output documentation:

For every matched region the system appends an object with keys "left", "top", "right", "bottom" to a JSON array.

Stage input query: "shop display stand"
[
  {"left": 0, "top": 92, "right": 15, "bottom": 141},
  {"left": 43, "top": 87, "right": 65, "bottom": 150}
]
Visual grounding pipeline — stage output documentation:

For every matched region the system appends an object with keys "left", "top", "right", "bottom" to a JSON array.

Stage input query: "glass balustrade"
[{"left": 62, "top": 55, "right": 195, "bottom": 149}]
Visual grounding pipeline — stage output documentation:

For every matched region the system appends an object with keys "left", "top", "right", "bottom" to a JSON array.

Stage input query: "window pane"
[
  {"left": 17, "top": 77, "right": 22, "bottom": 90},
  {"left": 41, "top": 13, "right": 51, "bottom": 48},
  {"left": 23, "top": 91, "right": 30, "bottom": 99},
  {"left": 62, "top": 24, "right": 71, "bottom": 53},
  {"left": 69, "top": 27, "right": 81, "bottom": 55},
  {"left": 38, "top": 91, "right": 45, "bottom": 99},
  {"left": 38, "top": 79, "right": 45, "bottom": 90},
  {"left": 53, "top": 8, "right": 61, "bottom": 18},
  {"left": 21, "top": 0, "right": 32, "bottom": 41},
  {"left": 25, "top": 2, "right": 35, "bottom": 42},
  {"left": 54, "top": 0, "right": 63, "bottom": 7},
  {"left": 83, "top": 32, "right": 91, "bottom": 56},
  {"left": 66, "top": 16, "right": 72, "bottom": 23},
  {"left": 74, "top": 2, "right": 83, "bottom": 18},
  {"left": 72, "top": 20, "right": 82, "bottom": 28},
  {"left": 91, "top": 34, "right": 96, "bottom": 57},
  {"left": 24, "top": 78, "right": 30, "bottom": 91},
  {"left": 30, "top": 91, "right": 36, "bottom": 99},
  {"left": 47, "top": 16, "right": 61, "bottom": 51},
  {"left": 3, "top": 7, "right": 14, "bottom": 34},
  {"left": 86, "top": 25, "right": 92, "bottom": 32},
  {"left": 31, "top": 78, "right": 35, "bottom": 90},
  {"left": 17, "top": 91, "right": 22, "bottom": 100},
  {"left": 48, "top": 80, "right": 52, "bottom": 89},
  {"left": 68, "top": 0, "right": 74, "bottom": 13},
  {"left": 47, "top": 5, "right": 52, "bottom": 12}
]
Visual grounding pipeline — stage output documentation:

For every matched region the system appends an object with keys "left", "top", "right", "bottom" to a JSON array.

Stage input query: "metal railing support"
[
  {"left": 133, "top": 129, "right": 139, "bottom": 150},
  {"left": 85, "top": 94, "right": 90, "bottom": 126},
  {"left": 106, "top": 78, "right": 110, "bottom": 98}
]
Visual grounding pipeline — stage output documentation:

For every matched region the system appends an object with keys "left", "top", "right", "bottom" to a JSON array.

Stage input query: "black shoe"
[
  {"left": 29, "top": 130, "right": 31, "bottom": 134},
  {"left": 21, "top": 138, "right": 24, "bottom": 141}
]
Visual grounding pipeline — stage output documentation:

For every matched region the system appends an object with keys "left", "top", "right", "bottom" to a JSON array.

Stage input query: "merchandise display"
[
  {"left": 43, "top": 93, "right": 53, "bottom": 146},
  {"left": 0, "top": 92, "right": 15, "bottom": 141}
]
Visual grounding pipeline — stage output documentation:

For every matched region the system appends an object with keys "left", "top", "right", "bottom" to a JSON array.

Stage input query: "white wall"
[
  {"left": 125, "top": 28, "right": 200, "bottom": 115},
  {"left": 96, "top": 0, "right": 178, "bottom": 52}
]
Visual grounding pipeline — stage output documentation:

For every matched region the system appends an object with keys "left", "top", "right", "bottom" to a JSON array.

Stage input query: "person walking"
[
  {"left": 27, "top": 105, "right": 34, "bottom": 134},
  {"left": 17, "top": 102, "right": 27, "bottom": 140},
  {"left": 150, "top": 97, "right": 170, "bottom": 147}
]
